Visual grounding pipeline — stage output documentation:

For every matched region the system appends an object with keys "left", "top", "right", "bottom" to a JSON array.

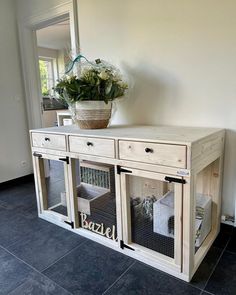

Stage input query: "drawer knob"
[
  {"left": 145, "top": 147, "right": 153, "bottom": 153},
  {"left": 87, "top": 142, "right": 93, "bottom": 147},
  {"left": 44, "top": 137, "right": 50, "bottom": 142}
]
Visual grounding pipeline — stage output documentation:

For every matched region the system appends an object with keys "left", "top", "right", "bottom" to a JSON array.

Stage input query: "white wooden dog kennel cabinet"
[{"left": 30, "top": 125, "right": 225, "bottom": 282}]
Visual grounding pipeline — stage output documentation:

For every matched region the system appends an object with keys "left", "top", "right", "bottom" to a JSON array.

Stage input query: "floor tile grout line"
[
  {"left": 6, "top": 274, "right": 72, "bottom": 295},
  {"left": 136, "top": 260, "right": 205, "bottom": 293},
  {"left": 102, "top": 261, "right": 136, "bottom": 295},
  {"left": 200, "top": 290, "right": 215, "bottom": 295},
  {"left": 101, "top": 259, "right": 205, "bottom": 295},
  {"left": 168, "top": 273, "right": 204, "bottom": 293},
  {"left": 2, "top": 219, "right": 55, "bottom": 249},
  {"left": 1, "top": 207, "right": 83, "bottom": 250},
  {"left": 202, "top": 238, "right": 231, "bottom": 292},
  {"left": 0, "top": 244, "right": 73, "bottom": 295},
  {"left": 7, "top": 279, "right": 72, "bottom": 295},
  {"left": 7, "top": 279, "right": 32, "bottom": 295},
  {"left": 224, "top": 248, "right": 236, "bottom": 256},
  {"left": 41, "top": 238, "right": 88, "bottom": 272}
]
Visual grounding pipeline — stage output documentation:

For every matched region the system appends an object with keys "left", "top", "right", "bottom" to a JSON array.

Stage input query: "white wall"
[
  {"left": 0, "top": 0, "right": 32, "bottom": 182},
  {"left": 78, "top": 0, "right": 236, "bottom": 217}
]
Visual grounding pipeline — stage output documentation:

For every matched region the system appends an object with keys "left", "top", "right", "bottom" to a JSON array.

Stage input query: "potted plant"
[{"left": 54, "top": 58, "right": 128, "bottom": 129}]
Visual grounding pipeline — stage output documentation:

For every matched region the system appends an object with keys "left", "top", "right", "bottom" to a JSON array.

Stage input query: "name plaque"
[{"left": 80, "top": 213, "right": 117, "bottom": 241}]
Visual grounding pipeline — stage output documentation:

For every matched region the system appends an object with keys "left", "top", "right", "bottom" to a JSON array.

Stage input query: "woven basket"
[{"left": 75, "top": 101, "right": 112, "bottom": 129}]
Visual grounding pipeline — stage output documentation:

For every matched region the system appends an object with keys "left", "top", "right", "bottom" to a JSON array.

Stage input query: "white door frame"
[{"left": 18, "top": 0, "right": 80, "bottom": 129}]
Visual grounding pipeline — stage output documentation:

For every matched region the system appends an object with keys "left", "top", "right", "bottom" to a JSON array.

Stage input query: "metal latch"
[
  {"left": 64, "top": 221, "right": 74, "bottom": 229},
  {"left": 59, "top": 157, "right": 69, "bottom": 164},
  {"left": 33, "top": 152, "right": 42, "bottom": 158},
  {"left": 120, "top": 240, "right": 135, "bottom": 251},
  {"left": 165, "top": 176, "right": 186, "bottom": 184},
  {"left": 117, "top": 166, "right": 132, "bottom": 175}
]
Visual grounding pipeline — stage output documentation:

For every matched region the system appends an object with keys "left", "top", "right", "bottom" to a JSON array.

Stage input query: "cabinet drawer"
[
  {"left": 119, "top": 140, "right": 186, "bottom": 168},
  {"left": 31, "top": 133, "right": 66, "bottom": 151},
  {"left": 69, "top": 136, "right": 115, "bottom": 158}
]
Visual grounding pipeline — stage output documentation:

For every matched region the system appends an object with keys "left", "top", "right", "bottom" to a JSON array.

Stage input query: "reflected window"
[{"left": 39, "top": 58, "right": 56, "bottom": 96}]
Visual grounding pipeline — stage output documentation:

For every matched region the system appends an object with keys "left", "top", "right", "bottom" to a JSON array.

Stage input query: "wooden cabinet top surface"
[{"left": 31, "top": 125, "right": 224, "bottom": 146}]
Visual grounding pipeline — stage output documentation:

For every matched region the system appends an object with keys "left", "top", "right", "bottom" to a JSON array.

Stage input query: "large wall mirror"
[
  {"left": 36, "top": 18, "right": 71, "bottom": 127},
  {"left": 18, "top": 0, "right": 79, "bottom": 129}
]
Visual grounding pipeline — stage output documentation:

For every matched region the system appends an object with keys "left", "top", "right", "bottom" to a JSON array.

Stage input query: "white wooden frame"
[
  {"left": 17, "top": 0, "right": 79, "bottom": 129},
  {"left": 192, "top": 156, "right": 223, "bottom": 276},
  {"left": 30, "top": 126, "right": 225, "bottom": 282},
  {"left": 69, "top": 157, "right": 122, "bottom": 247},
  {"left": 34, "top": 153, "right": 72, "bottom": 225},
  {"left": 120, "top": 167, "right": 183, "bottom": 273}
]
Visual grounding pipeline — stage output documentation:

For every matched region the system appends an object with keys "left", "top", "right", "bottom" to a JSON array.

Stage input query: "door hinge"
[
  {"left": 117, "top": 166, "right": 132, "bottom": 175},
  {"left": 59, "top": 157, "right": 69, "bottom": 164},
  {"left": 33, "top": 152, "right": 42, "bottom": 158},
  {"left": 165, "top": 176, "right": 186, "bottom": 184},
  {"left": 120, "top": 240, "right": 135, "bottom": 251},
  {"left": 64, "top": 220, "right": 74, "bottom": 228}
]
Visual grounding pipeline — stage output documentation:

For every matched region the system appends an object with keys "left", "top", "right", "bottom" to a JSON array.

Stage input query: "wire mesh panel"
[
  {"left": 127, "top": 174, "right": 175, "bottom": 258},
  {"left": 75, "top": 160, "right": 117, "bottom": 241},
  {"left": 42, "top": 159, "right": 68, "bottom": 216}
]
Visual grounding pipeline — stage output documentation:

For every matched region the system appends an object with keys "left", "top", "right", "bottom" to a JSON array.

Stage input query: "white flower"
[
  {"left": 81, "top": 67, "right": 90, "bottom": 76},
  {"left": 98, "top": 70, "right": 109, "bottom": 80},
  {"left": 117, "top": 81, "right": 128, "bottom": 89}
]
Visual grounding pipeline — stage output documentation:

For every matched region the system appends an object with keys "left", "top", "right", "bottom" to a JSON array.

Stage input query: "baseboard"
[{"left": 0, "top": 174, "right": 34, "bottom": 190}]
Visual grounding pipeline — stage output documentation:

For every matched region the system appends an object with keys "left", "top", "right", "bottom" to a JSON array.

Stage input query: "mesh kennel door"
[
  {"left": 120, "top": 168, "right": 183, "bottom": 268},
  {"left": 73, "top": 159, "right": 118, "bottom": 242},
  {"left": 34, "top": 154, "right": 72, "bottom": 225}
]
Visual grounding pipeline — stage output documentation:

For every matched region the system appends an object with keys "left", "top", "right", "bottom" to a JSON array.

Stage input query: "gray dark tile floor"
[{"left": 0, "top": 180, "right": 236, "bottom": 294}]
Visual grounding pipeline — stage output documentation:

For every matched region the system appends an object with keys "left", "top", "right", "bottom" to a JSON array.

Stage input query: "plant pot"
[{"left": 75, "top": 101, "right": 112, "bottom": 129}]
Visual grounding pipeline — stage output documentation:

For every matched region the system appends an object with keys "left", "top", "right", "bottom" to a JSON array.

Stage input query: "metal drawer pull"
[
  {"left": 87, "top": 142, "right": 93, "bottom": 146},
  {"left": 44, "top": 137, "right": 50, "bottom": 141},
  {"left": 145, "top": 147, "right": 153, "bottom": 153}
]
